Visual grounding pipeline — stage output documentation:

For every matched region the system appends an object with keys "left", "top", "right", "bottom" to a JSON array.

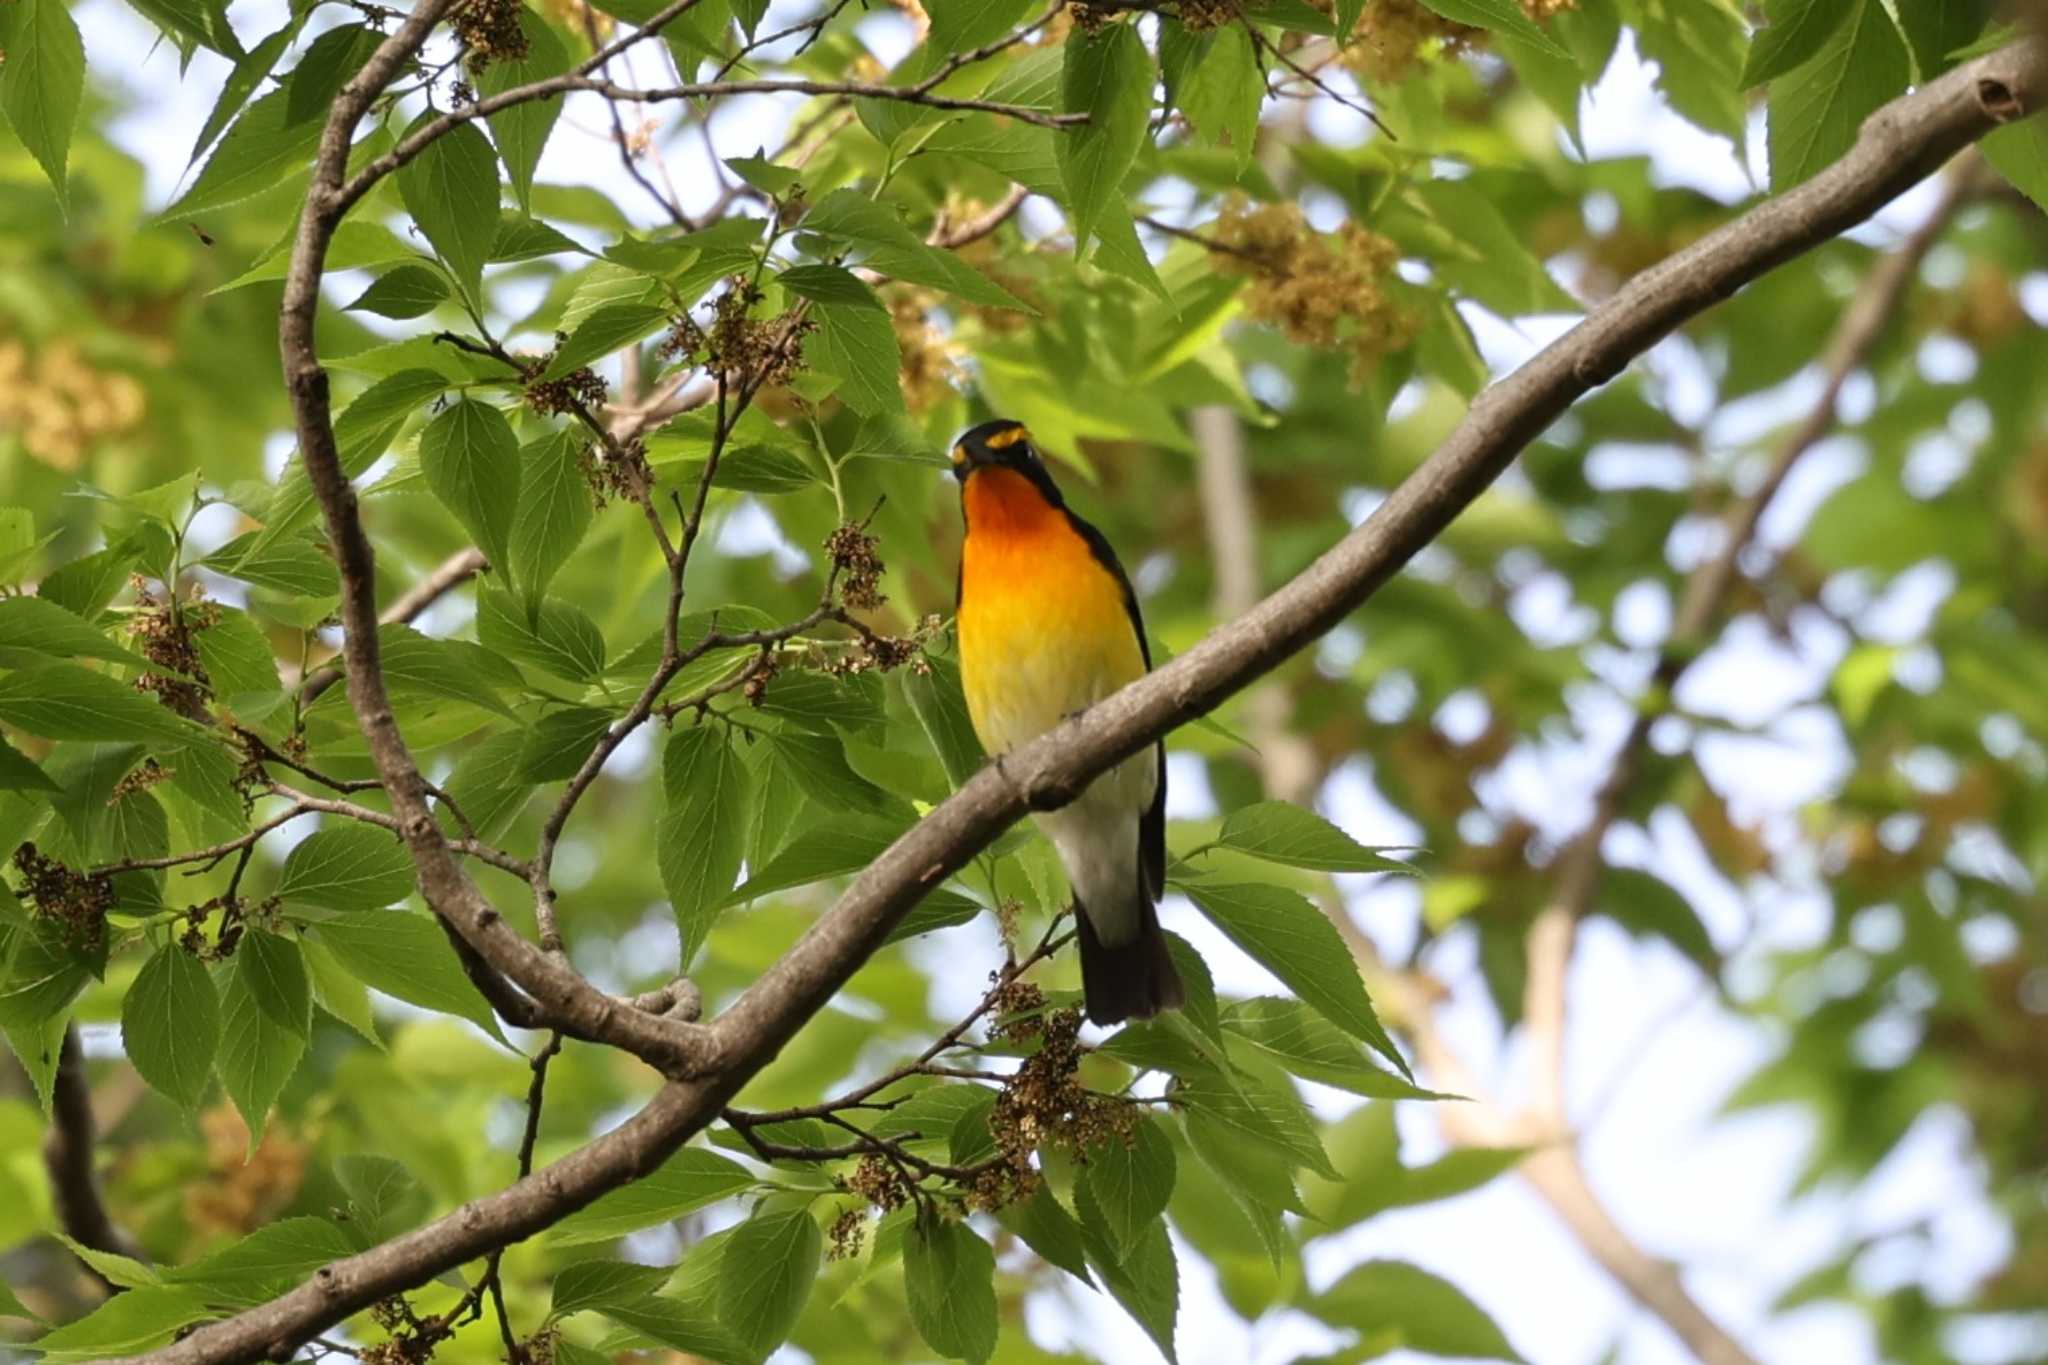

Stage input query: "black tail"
[{"left": 1074, "top": 897, "right": 1185, "bottom": 1027}]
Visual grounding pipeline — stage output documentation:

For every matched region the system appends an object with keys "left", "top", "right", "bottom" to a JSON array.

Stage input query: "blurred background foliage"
[{"left": 0, "top": 0, "right": 2045, "bottom": 1361}]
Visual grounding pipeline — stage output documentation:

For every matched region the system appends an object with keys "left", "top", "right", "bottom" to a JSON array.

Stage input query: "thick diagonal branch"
[{"left": 127, "top": 32, "right": 2047, "bottom": 1365}]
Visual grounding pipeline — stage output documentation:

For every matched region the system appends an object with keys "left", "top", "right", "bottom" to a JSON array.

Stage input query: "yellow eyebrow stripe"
[
  {"left": 983, "top": 425, "right": 1029, "bottom": 450},
  {"left": 951, "top": 442, "right": 968, "bottom": 465}
]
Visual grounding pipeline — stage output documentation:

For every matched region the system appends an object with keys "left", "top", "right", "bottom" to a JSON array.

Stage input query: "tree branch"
[
  {"left": 126, "top": 33, "right": 2046, "bottom": 1365},
  {"left": 44, "top": 1029, "right": 141, "bottom": 1294},
  {"left": 300, "top": 546, "right": 485, "bottom": 704}
]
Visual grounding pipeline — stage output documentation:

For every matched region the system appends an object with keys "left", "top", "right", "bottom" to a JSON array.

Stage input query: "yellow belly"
[{"left": 957, "top": 529, "right": 1146, "bottom": 757}]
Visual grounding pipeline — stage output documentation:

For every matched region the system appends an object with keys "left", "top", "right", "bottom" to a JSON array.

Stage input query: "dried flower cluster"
[
  {"left": 523, "top": 358, "right": 609, "bottom": 419},
  {"left": 1210, "top": 196, "right": 1417, "bottom": 384},
  {"left": 980, "top": 1006, "right": 1137, "bottom": 1210},
  {"left": 452, "top": 0, "right": 529, "bottom": 72},
  {"left": 664, "top": 281, "right": 815, "bottom": 392},
  {"left": 1332, "top": 0, "right": 1483, "bottom": 83},
  {"left": 0, "top": 338, "right": 147, "bottom": 471},
  {"left": 888, "top": 288, "right": 963, "bottom": 415},
  {"left": 184, "top": 1105, "right": 307, "bottom": 1237},
  {"left": 128, "top": 578, "right": 221, "bottom": 718},
  {"left": 847, "top": 1152, "right": 914, "bottom": 1211},
  {"left": 12, "top": 843, "right": 113, "bottom": 949},
  {"left": 827, "top": 1204, "right": 869, "bottom": 1260},
  {"left": 109, "top": 756, "right": 173, "bottom": 803}
]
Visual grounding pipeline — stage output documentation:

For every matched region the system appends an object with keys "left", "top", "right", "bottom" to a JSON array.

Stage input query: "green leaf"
[
  {"left": 419, "top": 398, "right": 522, "bottom": 571},
  {"left": 313, "top": 910, "right": 506, "bottom": 1042},
  {"left": 1073, "top": 1181, "right": 1180, "bottom": 1362},
  {"left": 1416, "top": 0, "right": 1572, "bottom": 59},
  {"left": 1057, "top": 23, "right": 1153, "bottom": 251},
  {"left": 277, "top": 824, "right": 415, "bottom": 911},
  {"left": 344, "top": 264, "right": 450, "bottom": 320},
  {"left": 780, "top": 262, "right": 885, "bottom": 309},
  {"left": 549, "top": 1147, "right": 754, "bottom": 1245},
  {"left": 0, "top": 596, "right": 150, "bottom": 668},
  {"left": 1163, "top": 22, "right": 1261, "bottom": 169},
  {"left": 544, "top": 301, "right": 670, "bottom": 379},
  {"left": 801, "top": 191, "right": 1030, "bottom": 311},
  {"left": 1221, "top": 998, "right": 1446, "bottom": 1100},
  {"left": 716, "top": 1209, "right": 822, "bottom": 1359},
  {"left": 510, "top": 429, "right": 594, "bottom": 605},
  {"left": 336, "top": 1154, "right": 428, "bottom": 1242},
  {"left": 1077, "top": 1114, "right": 1177, "bottom": 1257},
  {"left": 1171, "top": 1063, "right": 1337, "bottom": 1179},
  {"left": 0, "top": 663, "right": 207, "bottom": 747},
  {"left": 215, "top": 953, "right": 305, "bottom": 1147},
  {"left": 237, "top": 929, "right": 313, "bottom": 1040},
  {"left": 476, "top": 588, "right": 607, "bottom": 683},
  {"left": 122, "top": 944, "right": 221, "bottom": 1107},
  {"left": 724, "top": 150, "right": 801, "bottom": 195},
  {"left": 480, "top": 11, "right": 570, "bottom": 212},
  {"left": 901, "top": 652, "right": 984, "bottom": 789},
  {"left": 1892, "top": 0, "right": 1991, "bottom": 78},
  {"left": 551, "top": 1260, "right": 672, "bottom": 1318},
  {"left": 1767, "top": 0, "right": 1910, "bottom": 191},
  {"left": 190, "top": 17, "right": 300, "bottom": 164},
  {"left": 436, "top": 729, "right": 536, "bottom": 842},
  {"left": 31, "top": 1286, "right": 213, "bottom": 1361},
  {"left": 203, "top": 531, "right": 340, "bottom": 598},
  {"left": 1600, "top": 867, "right": 1719, "bottom": 976},
  {"left": 303, "top": 938, "right": 381, "bottom": 1048},
  {"left": 1983, "top": 113, "right": 2048, "bottom": 215},
  {"left": 996, "top": 1183, "right": 1094, "bottom": 1286},
  {"left": 0, "top": 1279, "right": 41, "bottom": 1322},
  {"left": 0, "top": 922, "right": 93, "bottom": 1030},
  {"left": 1740, "top": 0, "right": 1850, "bottom": 86},
  {"left": 378, "top": 623, "right": 518, "bottom": 719},
  {"left": 0, "top": 0, "right": 85, "bottom": 209},
  {"left": 807, "top": 294, "right": 907, "bottom": 414},
  {"left": 660, "top": 725, "right": 752, "bottom": 967},
  {"left": 1312, "top": 1259, "right": 1526, "bottom": 1362},
  {"left": 333, "top": 367, "right": 453, "bottom": 475},
  {"left": 515, "top": 706, "right": 613, "bottom": 781},
  {"left": 192, "top": 607, "right": 284, "bottom": 704},
  {"left": 723, "top": 813, "right": 908, "bottom": 905},
  {"left": 396, "top": 115, "right": 501, "bottom": 303},
  {"left": 904, "top": 1213, "right": 999, "bottom": 1363},
  {"left": 52, "top": 1232, "right": 160, "bottom": 1288},
  {"left": 168, "top": 1216, "right": 354, "bottom": 1296},
  {"left": 1177, "top": 880, "right": 1405, "bottom": 1074},
  {"left": 1214, "top": 801, "right": 1414, "bottom": 874},
  {"left": 0, "top": 734, "right": 57, "bottom": 792},
  {"left": 928, "top": 0, "right": 1032, "bottom": 51}
]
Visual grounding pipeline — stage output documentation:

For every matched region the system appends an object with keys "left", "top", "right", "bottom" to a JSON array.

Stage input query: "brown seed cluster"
[
  {"left": 1209, "top": 196, "right": 1417, "bottom": 385},
  {"left": 991, "top": 976, "right": 1047, "bottom": 1040},
  {"left": 109, "top": 757, "right": 173, "bottom": 804},
  {"left": 12, "top": 843, "right": 113, "bottom": 949},
  {"left": 665, "top": 281, "right": 816, "bottom": 392},
  {"left": 129, "top": 579, "right": 221, "bottom": 719},
  {"left": 1335, "top": 0, "right": 1483, "bottom": 83},
  {"left": 847, "top": 1152, "right": 913, "bottom": 1211},
  {"left": 1176, "top": 0, "right": 1240, "bottom": 31},
  {"left": 0, "top": 339, "right": 147, "bottom": 471},
  {"left": 825, "top": 522, "right": 887, "bottom": 612},
  {"left": 827, "top": 1205, "right": 869, "bottom": 1259},
  {"left": 452, "top": 0, "right": 529, "bottom": 72},
  {"left": 575, "top": 436, "right": 650, "bottom": 510},
  {"left": 1068, "top": 1, "right": 1120, "bottom": 35},
  {"left": 987, "top": 1007, "right": 1136, "bottom": 1185},
  {"left": 523, "top": 362, "right": 609, "bottom": 419},
  {"left": 179, "top": 893, "right": 256, "bottom": 961},
  {"left": 887, "top": 288, "right": 963, "bottom": 415}
]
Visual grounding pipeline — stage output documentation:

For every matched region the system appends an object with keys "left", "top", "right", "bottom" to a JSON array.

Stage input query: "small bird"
[{"left": 951, "top": 418, "right": 1184, "bottom": 1025}]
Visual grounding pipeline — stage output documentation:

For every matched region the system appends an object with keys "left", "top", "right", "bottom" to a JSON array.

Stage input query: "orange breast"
[{"left": 956, "top": 468, "right": 1146, "bottom": 756}]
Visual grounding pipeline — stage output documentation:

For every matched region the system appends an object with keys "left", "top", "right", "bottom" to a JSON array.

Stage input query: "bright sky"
[{"left": 73, "top": 2, "right": 2038, "bottom": 1362}]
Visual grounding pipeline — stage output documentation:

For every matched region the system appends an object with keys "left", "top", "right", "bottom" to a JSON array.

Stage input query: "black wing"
[{"left": 1065, "top": 508, "right": 1167, "bottom": 904}]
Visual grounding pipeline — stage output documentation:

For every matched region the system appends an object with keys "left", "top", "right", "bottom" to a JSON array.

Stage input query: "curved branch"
[
  {"left": 127, "top": 33, "right": 2047, "bottom": 1365},
  {"left": 45, "top": 1029, "right": 142, "bottom": 1293}
]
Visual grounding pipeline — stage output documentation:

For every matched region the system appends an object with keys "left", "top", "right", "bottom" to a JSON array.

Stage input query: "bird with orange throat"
[{"left": 952, "top": 419, "right": 1184, "bottom": 1025}]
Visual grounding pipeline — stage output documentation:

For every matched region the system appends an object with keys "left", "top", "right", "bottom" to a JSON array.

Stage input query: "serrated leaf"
[
  {"left": 544, "top": 301, "right": 670, "bottom": 378},
  {"left": 0, "top": 734, "right": 57, "bottom": 792},
  {"left": 551, "top": 1260, "right": 671, "bottom": 1317},
  {"left": 902, "top": 652, "right": 984, "bottom": 789},
  {"left": 30, "top": 1285, "right": 212, "bottom": 1360},
  {"left": 476, "top": 588, "right": 607, "bottom": 683},
  {"left": 1312, "top": 1259, "right": 1525, "bottom": 1362},
  {"left": 723, "top": 813, "right": 908, "bottom": 905},
  {"left": 1221, "top": 998, "right": 1444, "bottom": 1100},
  {"left": 515, "top": 706, "right": 613, "bottom": 781},
  {"left": 929, "top": 0, "right": 1033, "bottom": 53},
  {"left": 168, "top": 1217, "right": 354, "bottom": 1296},
  {"left": 1171, "top": 1064, "right": 1338, "bottom": 1179},
  {"left": 904, "top": 1213, "right": 999, "bottom": 1363},
  {"left": 1767, "top": 0, "right": 1909, "bottom": 191},
  {"left": 419, "top": 398, "right": 522, "bottom": 571},
  {"left": 1177, "top": 879, "right": 1405, "bottom": 1074},
  {"left": 1740, "top": 0, "right": 1850, "bottom": 86},
  {"left": 215, "top": 954, "right": 305, "bottom": 1147},
  {"left": 190, "top": 17, "right": 300, "bottom": 165},
  {"left": 192, "top": 607, "right": 283, "bottom": 705},
  {"left": 549, "top": 1147, "right": 754, "bottom": 1245},
  {"left": 1417, "top": 0, "right": 1572, "bottom": 59},
  {"left": 480, "top": 11, "right": 569, "bottom": 212},
  {"left": 1057, "top": 23, "right": 1152, "bottom": 251},
  {"left": 378, "top": 623, "right": 518, "bottom": 720},
  {"left": 801, "top": 191, "right": 1031, "bottom": 311},
  {"left": 1, "top": 0, "right": 85, "bottom": 209},
  {"left": 716, "top": 1209, "right": 821, "bottom": 1359},
  {"left": 997, "top": 1183, "right": 1094, "bottom": 1286},
  {"left": 660, "top": 725, "right": 752, "bottom": 967},
  {"left": 122, "top": 944, "right": 220, "bottom": 1107},
  {"left": 0, "top": 596, "right": 150, "bottom": 668},
  {"left": 397, "top": 115, "right": 501, "bottom": 302},
  {"left": 0, "top": 663, "right": 207, "bottom": 748},
  {"left": 1078, "top": 1114, "right": 1177, "bottom": 1257},
  {"left": 344, "top": 264, "right": 450, "bottom": 320},
  {"left": 1073, "top": 1180, "right": 1179, "bottom": 1361},
  {"left": 237, "top": 929, "right": 313, "bottom": 1040},
  {"left": 314, "top": 910, "right": 506, "bottom": 1042},
  {"left": 1214, "top": 801, "right": 1414, "bottom": 874},
  {"left": 277, "top": 824, "right": 415, "bottom": 911}
]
